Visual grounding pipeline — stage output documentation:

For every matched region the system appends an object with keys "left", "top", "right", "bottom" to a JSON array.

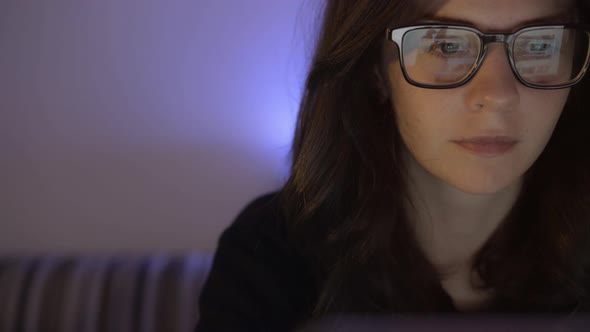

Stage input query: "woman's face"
[{"left": 382, "top": 0, "right": 572, "bottom": 194}]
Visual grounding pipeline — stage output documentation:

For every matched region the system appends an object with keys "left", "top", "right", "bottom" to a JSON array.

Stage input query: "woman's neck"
[{"left": 404, "top": 153, "right": 523, "bottom": 274}]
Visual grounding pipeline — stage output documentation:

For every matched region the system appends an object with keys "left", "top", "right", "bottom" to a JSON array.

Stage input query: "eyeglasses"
[{"left": 386, "top": 24, "right": 590, "bottom": 89}]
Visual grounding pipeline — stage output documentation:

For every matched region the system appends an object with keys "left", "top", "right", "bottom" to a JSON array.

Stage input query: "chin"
[
  {"left": 453, "top": 182, "right": 510, "bottom": 195},
  {"left": 446, "top": 173, "right": 520, "bottom": 196}
]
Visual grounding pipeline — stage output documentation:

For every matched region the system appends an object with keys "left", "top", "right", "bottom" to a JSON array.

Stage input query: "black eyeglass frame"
[{"left": 385, "top": 24, "right": 590, "bottom": 90}]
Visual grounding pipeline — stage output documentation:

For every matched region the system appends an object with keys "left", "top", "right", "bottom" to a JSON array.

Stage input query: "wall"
[{"left": 1, "top": 0, "right": 321, "bottom": 253}]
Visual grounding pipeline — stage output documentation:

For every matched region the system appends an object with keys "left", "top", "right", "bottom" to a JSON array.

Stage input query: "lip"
[
  {"left": 456, "top": 135, "right": 518, "bottom": 143},
  {"left": 452, "top": 136, "right": 519, "bottom": 157}
]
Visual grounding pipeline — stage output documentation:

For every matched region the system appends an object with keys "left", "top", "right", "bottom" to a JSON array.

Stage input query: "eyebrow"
[{"left": 418, "top": 12, "right": 576, "bottom": 32}]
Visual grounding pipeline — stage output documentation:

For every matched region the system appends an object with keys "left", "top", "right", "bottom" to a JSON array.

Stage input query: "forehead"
[{"left": 429, "top": 0, "right": 574, "bottom": 31}]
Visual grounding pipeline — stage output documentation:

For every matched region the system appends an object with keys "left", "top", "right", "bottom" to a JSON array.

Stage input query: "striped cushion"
[{"left": 0, "top": 253, "right": 213, "bottom": 332}]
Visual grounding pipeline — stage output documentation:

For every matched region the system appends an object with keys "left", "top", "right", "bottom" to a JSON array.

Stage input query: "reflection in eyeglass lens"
[
  {"left": 403, "top": 28, "right": 479, "bottom": 84},
  {"left": 401, "top": 27, "right": 587, "bottom": 86},
  {"left": 514, "top": 29, "right": 565, "bottom": 83}
]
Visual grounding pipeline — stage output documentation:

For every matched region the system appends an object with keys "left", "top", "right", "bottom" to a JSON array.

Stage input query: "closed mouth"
[{"left": 452, "top": 136, "right": 518, "bottom": 144}]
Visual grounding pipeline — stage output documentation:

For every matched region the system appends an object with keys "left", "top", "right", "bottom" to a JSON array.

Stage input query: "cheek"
[
  {"left": 521, "top": 89, "right": 569, "bottom": 145},
  {"left": 513, "top": 97, "right": 567, "bottom": 187},
  {"left": 392, "top": 92, "right": 427, "bottom": 153},
  {"left": 389, "top": 75, "right": 457, "bottom": 160}
]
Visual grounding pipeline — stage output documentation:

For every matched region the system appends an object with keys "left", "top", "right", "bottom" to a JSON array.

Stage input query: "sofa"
[{"left": 0, "top": 252, "right": 213, "bottom": 332}]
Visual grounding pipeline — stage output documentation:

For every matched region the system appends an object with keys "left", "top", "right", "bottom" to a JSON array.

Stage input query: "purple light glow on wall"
[{"left": 1, "top": 0, "right": 320, "bottom": 253}]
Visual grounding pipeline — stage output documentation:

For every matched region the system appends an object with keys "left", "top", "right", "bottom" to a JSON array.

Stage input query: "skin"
[{"left": 380, "top": 0, "right": 573, "bottom": 310}]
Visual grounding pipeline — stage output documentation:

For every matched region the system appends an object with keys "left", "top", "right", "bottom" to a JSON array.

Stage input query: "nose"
[{"left": 464, "top": 43, "right": 520, "bottom": 112}]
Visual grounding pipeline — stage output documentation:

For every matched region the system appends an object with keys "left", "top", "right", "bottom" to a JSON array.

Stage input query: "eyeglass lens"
[{"left": 401, "top": 27, "right": 589, "bottom": 87}]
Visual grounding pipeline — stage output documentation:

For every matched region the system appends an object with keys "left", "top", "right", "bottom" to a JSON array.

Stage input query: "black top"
[
  {"left": 195, "top": 193, "right": 584, "bottom": 331},
  {"left": 195, "top": 193, "right": 316, "bottom": 332}
]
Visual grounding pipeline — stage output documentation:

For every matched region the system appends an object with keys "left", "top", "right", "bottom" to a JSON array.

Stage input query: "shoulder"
[
  {"left": 196, "top": 192, "right": 315, "bottom": 331},
  {"left": 224, "top": 192, "right": 283, "bottom": 237},
  {"left": 218, "top": 192, "right": 291, "bottom": 256}
]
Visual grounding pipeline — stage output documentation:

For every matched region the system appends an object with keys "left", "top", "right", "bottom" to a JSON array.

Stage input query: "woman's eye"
[
  {"left": 428, "top": 41, "right": 466, "bottom": 57},
  {"left": 441, "top": 42, "right": 462, "bottom": 53},
  {"left": 530, "top": 43, "right": 549, "bottom": 52},
  {"left": 516, "top": 39, "right": 554, "bottom": 56},
  {"left": 527, "top": 43, "right": 553, "bottom": 56}
]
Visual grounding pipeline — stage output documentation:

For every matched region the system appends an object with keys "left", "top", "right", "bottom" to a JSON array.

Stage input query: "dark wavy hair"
[{"left": 279, "top": 0, "right": 590, "bottom": 317}]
